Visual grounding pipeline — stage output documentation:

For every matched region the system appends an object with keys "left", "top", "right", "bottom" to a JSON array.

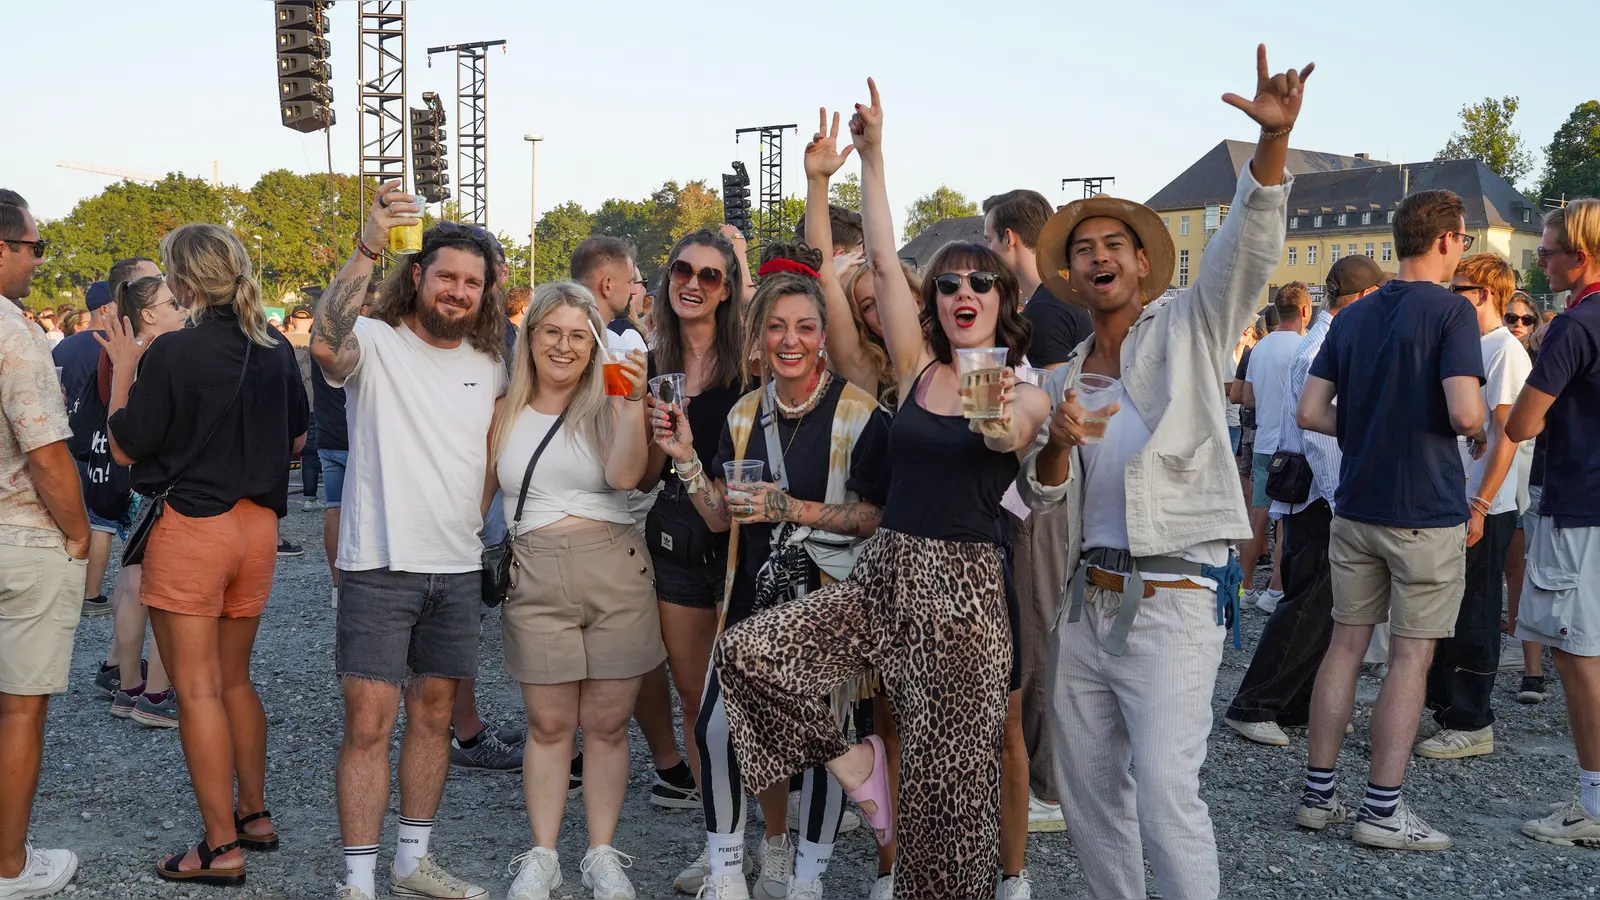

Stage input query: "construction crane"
[{"left": 57, "top": 160, "right": 221, "bottom": 187}]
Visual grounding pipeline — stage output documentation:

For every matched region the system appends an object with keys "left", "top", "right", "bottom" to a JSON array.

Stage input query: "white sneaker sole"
[
  {"left": 1414, "top": 739, "right": 1494, "bottom": 760},
  {"left": 1223, "top": 718, "right": 1290, "bottom": 747},
  {"left": 129, "top": 709, "right": 179, "bottom": 729},
  {"left": 1353, "top": 828, "right": 1451, "bottom": 851},
  {"left": 1294, "top": 805, "right": 1347, "bottom": 831},
  {"left": 1026, "top": 816, "right": 1067, "bottom": 833}
]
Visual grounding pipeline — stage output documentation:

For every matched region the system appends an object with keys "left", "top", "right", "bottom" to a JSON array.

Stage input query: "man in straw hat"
[{"left": 1015, "top": 44, "right": 1311, "bottom": 898}]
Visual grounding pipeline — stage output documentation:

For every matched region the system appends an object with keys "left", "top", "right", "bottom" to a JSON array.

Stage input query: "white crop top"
[{"left": 496, "top": 407, "right": 633, "bottom": 536}]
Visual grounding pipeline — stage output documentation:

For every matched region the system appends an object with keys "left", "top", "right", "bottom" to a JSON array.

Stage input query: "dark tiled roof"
[
  {"left": 1147, "top": 140, "right": 1385, "bottom": 211},
  {"left": 897, "top": 215, "right": 986, "bottom": 268},
  {"left": 1285, "top": 158, "right": 1541, "bottom": 234}
]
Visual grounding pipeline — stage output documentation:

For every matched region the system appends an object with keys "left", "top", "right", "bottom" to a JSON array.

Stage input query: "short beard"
[{"left": 417, "top": 298, "right": 475, "bottom": 341}]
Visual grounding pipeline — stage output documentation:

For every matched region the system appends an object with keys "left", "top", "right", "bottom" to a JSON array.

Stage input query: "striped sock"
[
  {"left": 343, "top": 844, "right": 379, "bottom": 898},
  {"left": 395, "top": 816, "right": 434, "bottom": 878},
  {"left": 1362, "top": 782, "right": 1402, "bottom": 819},
  {"left": 1304, "top": 766, "right": 1337, "bottom": 801}
]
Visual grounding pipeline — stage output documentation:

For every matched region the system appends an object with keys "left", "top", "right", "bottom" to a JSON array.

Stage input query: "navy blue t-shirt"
[
  {"left": 311, "top": 363, "right": 348, "bottom": 452},
  {"left": 1309, "top": 279, "right": 1485, "bottom": 528},
  {"left": 1526, "top": 296, "right": 1600, "bottom": 527},
  {"left": 52, "top": 331, "right": 103, "bottom": 412}
]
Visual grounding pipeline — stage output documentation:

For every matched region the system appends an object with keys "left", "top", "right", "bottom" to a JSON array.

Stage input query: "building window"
[
  {"left": 1362, "top": 211, "right": 1372, "bottom": 225},
  {"left": 1382, "top": 241, "right": 1393, "bottom": 262},
  {"left": 1364, "top": 242, "right": 1375, "bottom": 258},
  {"left": 1330, "top": 244, "right": 1341, "bottom": 263},
  {"left": 1288, "top": 246, "right": 1298, "bottom": 266},
  {"left": 1163, "top": 217, "right": 1170, "bottom": 229},
  {"left": 1180, "top": 215, "right": 1190, "bottom": 236},
  {"left": 1523, "top": 248, "right": 1534, "bottom": 269},
  {"left": 1523, "top": 209, "right": 1532, "bottom": 223},
  {"left": 1386, "top": 210, "right": 1394, "bottom": 224},
  {"left": 1204, "top": 204, "right": 1229, "bottom": 231},
  {"left": 1348, "top": 243, "right": 1357, "bottom": 257},
  {"left": 1179, "top": 249, "right": 1189, "bottom": 288},
  {"left": 1337, "top": 213, "right": 1347, "bottom": 226},
  {"left": 1307, "top": 245, "right": 1317, "bottom": 266},
  {"left": 1313, "top": 214, "right": 1323, "bottom": 227},
  {"left": 1290, "top": 216, "right": 1299, "bottom": 230}
]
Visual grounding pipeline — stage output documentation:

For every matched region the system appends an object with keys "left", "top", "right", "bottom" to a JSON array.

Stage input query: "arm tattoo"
[
  {"left": 700, "top": 484, "right": 731, "bottom": 525},
  {"left": 810, "top": 501, "right": 883, "bottom": 536},
  {"left": 312, "top": 273, "right": 367, "bottom": 359},
  {"left": 764, "top": 491, "right": 793, "bottom": 523}
]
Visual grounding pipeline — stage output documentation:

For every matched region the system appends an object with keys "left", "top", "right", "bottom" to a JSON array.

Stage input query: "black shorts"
[
  {"left": 652, "top": 552, "right": 726, "bottom": 609},
  {"left": 999, "top": 533, "right": 1023, "bottom": 693}
]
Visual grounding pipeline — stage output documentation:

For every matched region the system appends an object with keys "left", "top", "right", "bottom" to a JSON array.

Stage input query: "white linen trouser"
[{"left": 1049, "top": 582, "right": 1225, "bottom": 900}]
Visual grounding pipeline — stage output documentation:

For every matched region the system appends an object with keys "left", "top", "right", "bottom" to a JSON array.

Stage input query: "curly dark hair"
[
  {"left": 919, "top": 241, "right": 1031, "bottom": 367},
  {"left": 742, "top": 241, "right": 827, "bottom": 382}
]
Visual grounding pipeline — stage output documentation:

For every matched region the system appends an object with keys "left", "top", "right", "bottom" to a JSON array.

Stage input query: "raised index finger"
[
  {"left": 1255, "top": 43, "right": 1269, "bottom": 81},
  {"left": 818, "top": 106, "right": 827, "bottom": 136},
  {"left": 866, "top": 77, "right": 880, "bottom": 110}
]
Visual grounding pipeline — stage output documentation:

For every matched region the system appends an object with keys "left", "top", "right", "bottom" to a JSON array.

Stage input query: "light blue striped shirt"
[{"left": 1269, "top": 310, "right": 1341, "bottom": 519}]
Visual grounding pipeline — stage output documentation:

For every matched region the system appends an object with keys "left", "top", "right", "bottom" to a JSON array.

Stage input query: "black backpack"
[{"left": 66, "top": 364, "right": 133, "bottom": 523}]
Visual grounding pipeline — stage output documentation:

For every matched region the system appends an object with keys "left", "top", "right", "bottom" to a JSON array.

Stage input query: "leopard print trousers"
[{"left": 716, "top": 528, "right": 1012, "bottom": 900}]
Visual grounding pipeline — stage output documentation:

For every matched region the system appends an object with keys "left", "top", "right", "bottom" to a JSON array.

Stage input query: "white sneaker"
[
  {"left": 581, "top": 845, "right": 636, "bottom": 900},
  {"left": 1255, "top": 589, "right": 1282, "bottom": 614},
  {"left": 696, "top": 875, "right": 752, "bottom": 899},
  {"left": 868, "top": 873, "right": 894, "bottom": 900},
  {"left": 1294, "top": 791, "right": 1350, "bottom": 830},
  {"left": 507, "top": 847, "right": 561, "bottom": 900},
  {"left": 389, "top": 853, "right": 488, "bottom": 898},
  {"left": 998, "top": 870, "right": 1033, "bottom": 899},
  {"left": 0, "top": 847, "right": 77, "bottom": 899},
  {"left": 752, "top": 834, "right": 792, "bottom": 900},
  {"left": 785, "top": 790, "right": 861, "bottom": 834},
  {"left": 1413, "top": 718, "right": 1443, "bottom": 745},
  {"left": 1352, "top": 800, "right": 1452, "bottom": 851},
  {"left": 304, "top": 498, "right": 326, "bottom": 511},
  {"left": 786, "top": 879, "right": 823, "bottom": 900},
  {"left": 676, "top": 850, "right": 754, "bottom": 895},
  {"left": 1522, "top": 799, "right": 1600, "bottom": 848},
  {"left": 1414, "top": 725, "right": 1494, "bottom": 759},
  {"left": 1224, "top": 717, "right": 1290, "bottom": 747},
  {"left": 335, "top": 886, "right": 375, "bottom": 900},
  {"left": 1026, "top": 794, "right": 1066, "bottom": 833}
]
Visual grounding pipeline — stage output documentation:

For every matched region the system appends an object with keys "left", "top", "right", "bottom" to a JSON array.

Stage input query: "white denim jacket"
[{"left": 1017, "top": 165, "right": 1293, "bottom": 575}]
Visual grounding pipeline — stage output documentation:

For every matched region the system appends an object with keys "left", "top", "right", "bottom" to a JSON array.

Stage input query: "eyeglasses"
[
  {"left": 2, "top": 238, "right": 48, "bottom": 259},
  {"left": 1450, "top": 232, "right": 1476, "bottom": 251},
  {"left": 1449, "top": 284, "right": 1485, "bottom": 296},
  {"left": 534, "top": 325, "right": 595, "bottom": 350},
  {"left": 1504, "top": 312, "right": 1538, "bottom": 327},
  {"left": 933, "top": 271, "right": 999, "bottom": 295},
  {"left": 1535, "top": 245, "right": 1575, "bottom": 262},
  {"left": 669, "top": 259, "right": 726, "bottom": 292}
]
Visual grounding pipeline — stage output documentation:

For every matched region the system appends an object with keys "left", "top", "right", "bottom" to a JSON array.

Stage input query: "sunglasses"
[
  {"left": 3, "top": 238, "right": 48, "bottom": 259},
  {"left": 1449, "top": 284, "right": 1485, "bottom": 296},
  {"left": 669, "top": 259, "right": 726, "bottom": 292},
  {"left": 1504, "top": 312, "right": 1538, "bottom": 327},
  {"left": 934, "top": 271, "right": 999, "bottom": 296}
]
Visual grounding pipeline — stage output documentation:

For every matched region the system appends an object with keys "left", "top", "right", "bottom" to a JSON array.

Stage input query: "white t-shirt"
[
  {"left": 1464, "top": 326, "right": 1533, "bottom": 516},
  {"left": 331, "top": 317, "right": 507, "bottom": 573},
  {"left": 606, "top": 319, "right": 648, "bottom": 354},
  {"left": 496, "top": 406, "right": 633, "bottom": 535},
  {"left": 1245, "top": 330, "right": 1301, "bottom": 455},
  {"left": 1080, "top": 383, "right": 1229, "bottom": 582}
]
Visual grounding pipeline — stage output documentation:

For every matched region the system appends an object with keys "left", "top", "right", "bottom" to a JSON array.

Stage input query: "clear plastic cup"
[
  {"left": 723, "top": 460, "right": 765, "bottom": 485},
  {"left": 649, "top": 373, "right": 686, "bottom": 408},
  {"left": 602, "top": 349, "right": 631, "bottom": 396},
  {"left": 1013, "top": 365, "right": 1047, "bottom": 387},
  {"left": 1073, "top": 373, "right": 1121, "bottom": 444},
  {"left": 955, "top": 347, "right": 1010, "bottom": 419}
]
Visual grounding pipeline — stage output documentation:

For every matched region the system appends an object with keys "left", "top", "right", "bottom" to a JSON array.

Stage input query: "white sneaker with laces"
[
  {"left": 676, "top": 849, "right": 754, "bottom": 895},
  {"left": 786, "top": 878, "right": 823, "bottom": 900},
  {"left": 696, "top": 874, "right": 752, "bottom": 899},
  {"left": 1294, "top": 791, "right": 1350, "bottom": 830},
  {"left": 1224, "top": 717, "right": 1290, "bottom": 747},
  {"left": 1255, "top": 589, "right": 1282, "bottom": 614},
  {"left": 868, "top": 873, "right": 894, "bottom": 900},
  {"left": 389, "top": 853, "right": 488, "bottom": 898},
  {"left": 1352, "top": 800, "right": 1452, "bottom": 851},
  {"left": 998, "top": 870, "right": 1033, "bottom": 899},
  {"left": 0, "top": 846, "right": 77, "bottom": 899},
  {"left": 1414, "top": 725, "right": 1494, "bottom": 759},
  {"left": 507, "top": 847, "right": 561, "bottom": 900},
  {"left": 752, "top": 834, "right": 793, "bottom": 900},
  {"left": 581, "top": 845, "right": 636, "bottom": 900},
  {"left": 785, "top": 790, "right": 861, "bottom": 834},
  {"left": 335, "top": 885, "right": 375, "bottom": 900},
  {"left": 1026, "top": 794, "right": 1066, "bottom": 832},
  {"left": 1413, "top": 718, "right": 1443, "bottom": 745},
  {"left": 1522, "top": 799, "right": 1600, "bottom": 848}
]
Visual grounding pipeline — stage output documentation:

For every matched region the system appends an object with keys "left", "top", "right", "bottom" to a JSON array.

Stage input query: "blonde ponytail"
[{"left": 160, "top": 223, "right": 279, "bottom": 348}]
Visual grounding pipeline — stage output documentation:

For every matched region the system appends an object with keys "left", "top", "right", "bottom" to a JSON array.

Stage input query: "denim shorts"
[
  {"left": 318, "top": 449, "right": 348, "bottom": 508},
  {"left": 335, "top": 567, "right": 482, "bottom": 683},
  {"left": 652, "top": 552, "right": 725, "bottom": 609}
]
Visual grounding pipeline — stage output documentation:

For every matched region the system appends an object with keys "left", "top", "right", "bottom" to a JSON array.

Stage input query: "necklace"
[{"left": 771, "top": 368, "right": 831, "bottom": 418}]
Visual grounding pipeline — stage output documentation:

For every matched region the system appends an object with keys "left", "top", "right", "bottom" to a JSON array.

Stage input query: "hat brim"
[{"left": 1037, "top": 196, "right": 1176, "bottom": 308}]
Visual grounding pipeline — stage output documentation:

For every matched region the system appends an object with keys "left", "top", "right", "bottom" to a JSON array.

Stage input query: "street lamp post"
[
  {"left": 523, "top": 134, "right": 544, "bottom": 286},
  {"left": 251, "top": 234, "right": 263, "bottom": 278}
]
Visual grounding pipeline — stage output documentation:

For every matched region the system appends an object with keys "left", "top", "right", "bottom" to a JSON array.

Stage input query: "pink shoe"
[{"left": 845, "top": 734, "right": 894, "bottom": 846}]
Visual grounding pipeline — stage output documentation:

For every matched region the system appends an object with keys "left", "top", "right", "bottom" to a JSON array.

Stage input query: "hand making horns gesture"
[{"left": 1221, "top": 44, "right": 1314, "bottom": 135}]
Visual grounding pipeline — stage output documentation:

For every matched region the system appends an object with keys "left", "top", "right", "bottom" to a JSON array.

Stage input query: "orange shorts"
[{"left": 141, "top": 499, "right": 278, "bottom": 619}]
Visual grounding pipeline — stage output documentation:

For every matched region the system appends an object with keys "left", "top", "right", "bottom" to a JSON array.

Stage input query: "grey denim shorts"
[{"left": 335, "top": 567, "right": 482, "bottom": 683}]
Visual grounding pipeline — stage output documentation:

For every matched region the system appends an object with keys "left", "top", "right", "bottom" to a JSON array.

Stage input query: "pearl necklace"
[{"left": 769, "top": 368, "right": 832, "bottom": 418}]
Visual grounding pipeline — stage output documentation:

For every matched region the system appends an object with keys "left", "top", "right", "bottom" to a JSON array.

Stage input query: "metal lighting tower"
[
  {"left": 357, "top": 1, "right": 407, "bottom": 219},
  {"left": 1062, "top": 176, "right": 1115, "bottom": 198},
  {"left": 736, "top": 124, "right": 797, "bottom": 243},
  {"left": 428, "top": 39, "right": 506, "bottom": 227}
]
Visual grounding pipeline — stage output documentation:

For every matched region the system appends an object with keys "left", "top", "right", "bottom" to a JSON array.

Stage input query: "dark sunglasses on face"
[
  {"left": 1449, "top": 284, "right": 1485, "bottom": 296},
  {"left": 3, "top": 238, "right": 48, "bottom": 259},
  {"left": 669, "top": 259, "right": 726, "bottom": 292},
  {"left": 934, "top": 271, "right": 998, "bottom": 296},
  {"left": 1504, "top": 312, "right": 1538, "bottom": 327}
]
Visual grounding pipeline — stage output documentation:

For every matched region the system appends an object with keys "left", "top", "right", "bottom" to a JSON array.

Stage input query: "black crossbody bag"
[
  {"left": 1264, "top": 448, "right": 1314, "bottom": 505},
  {"left": 481, "top": 409, "right": 567, "bottom": 608},
  {"left": 122, "top": 342, "right": 252, "bottom": 568}
]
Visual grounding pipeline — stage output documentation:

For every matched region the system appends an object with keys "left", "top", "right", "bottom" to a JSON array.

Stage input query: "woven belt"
[
  {"left": 1059, "top": 547, "right": 1242, "bottom": 656},
  {"left": 1085, "top": 567, "right": 1206, "bottom": 598}
]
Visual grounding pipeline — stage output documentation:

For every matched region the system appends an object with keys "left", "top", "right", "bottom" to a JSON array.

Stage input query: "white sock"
[
  {"left": 395, "top": 816, "right": 433, "bottom": 878},
  {"left": 707, "top": 831, "right": 745, "bottom": 879},
  {"left": 343, "top": 845, "right": 379, "bottom": 897},
  {"left": 794, "top": 838, "right": 833, "bottom": 884},
  {"left": 1581, "top": 768, "right": 1600, "bottom": 819}
]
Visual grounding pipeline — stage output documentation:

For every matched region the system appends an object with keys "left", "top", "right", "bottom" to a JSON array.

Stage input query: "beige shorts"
[
  {"left": 1329, "top": 516, "right": 1466, "bottom": 640},
  {"left": 0, "top": 543, "right": 87, "bottom": 695},
  {"left": 502, "top": 520, "right": 665, "bottom": 685}
]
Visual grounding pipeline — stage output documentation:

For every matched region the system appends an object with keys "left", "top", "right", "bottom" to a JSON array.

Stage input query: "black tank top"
[{"left": 880, "top": 364, "right": 1020, "bottom": 543}]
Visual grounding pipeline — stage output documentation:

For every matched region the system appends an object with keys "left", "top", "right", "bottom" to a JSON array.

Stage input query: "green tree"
[
  {"left": 903, "top": 186, "right": 978, "bottom": 241},
  {"left": 1537, "top": 100, "right": 1600, "bottom": 205},
  {"left": 1437, "top": 96, "right": 1535, "bottom": 185},
  {"left": 241, "top": 169, "right": 366, "bottom": 302},
  {"left": 532, "top": 201, "right": 595, "bottom": 286},
  {"left": 829, "top": 173, "right": 861, "bottom": 212},
  {"left": 750, "top": 195, "right": 808, "bottom": 267}
]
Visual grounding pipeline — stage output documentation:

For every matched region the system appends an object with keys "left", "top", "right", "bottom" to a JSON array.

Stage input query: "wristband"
[
  {"left": 357, "top": 240, "right": 380, "bottom": 261},
  {"left": 1260, "top": 126, "right": 1293, "bottom": 141}
]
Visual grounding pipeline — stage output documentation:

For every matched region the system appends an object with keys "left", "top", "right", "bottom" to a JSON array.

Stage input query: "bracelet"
[
  {"left": 357, "top": 240, "right": 380, "bottom": 261},
  {"left": 1260, "top": 126, "right": 1293, "bottom": 141},
  {"left": 675, "top": 456, "right": 704, "bottom": 482}
]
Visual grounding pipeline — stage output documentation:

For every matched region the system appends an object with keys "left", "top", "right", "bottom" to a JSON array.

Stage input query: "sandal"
[
  {"left": 235, "top": 809, "right": 279, "bottom": 852},
  {"left": 157, "top": 838, "right": 246, "bottom": 887},
  {"left": 845, "top": 734, "right": 895, "bottom": 847}
]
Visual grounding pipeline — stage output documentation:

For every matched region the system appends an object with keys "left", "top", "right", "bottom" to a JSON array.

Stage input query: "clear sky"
[{"left": 11, "top": 0, "right": 1599, "bottom": 242}]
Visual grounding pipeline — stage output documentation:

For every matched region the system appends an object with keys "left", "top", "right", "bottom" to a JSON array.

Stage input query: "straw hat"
[{"left": 1037, "top": 196, "right": 1176, "bottom": 307}]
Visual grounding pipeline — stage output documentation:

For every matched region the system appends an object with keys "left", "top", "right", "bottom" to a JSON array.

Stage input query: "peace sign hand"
[
  {"left": 805, "top": 108, "right": 855, "bottom": 181},
  {"left": 1221, "top": 44, "right": 1313, "bottom": 135},
  {"left": 848, "top": 78, "right": 884, "bottom": 156}
]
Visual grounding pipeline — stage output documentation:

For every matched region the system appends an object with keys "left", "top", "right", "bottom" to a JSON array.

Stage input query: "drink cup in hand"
[
  {"left": 1073, "top": 373, "right": 1121, "bottom": 444},
  {"left": 956, "top": 347, "right": 1010, "bottom": 420},
  {"left": 602, "top": 349, "right": 632, "bottom": 396}
]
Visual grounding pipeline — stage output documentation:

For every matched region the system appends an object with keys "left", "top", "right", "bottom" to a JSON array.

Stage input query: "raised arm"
[
  {"left": 851, "top": 79, "right": 931, "bottom": 399},
  {"left": 804, "top": 109, "right": 877, "bottom": 393},
  {"left": 311, "top": 180, "right": 421, "bottom": 382}
]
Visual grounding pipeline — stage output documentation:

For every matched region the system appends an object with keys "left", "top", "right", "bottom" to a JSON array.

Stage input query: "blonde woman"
[
  {"left": 102, "top": 223, "right": 308, "bottom": 887},
  {"left": 496, "top": 282, "right": 659, "bottom": 900}
]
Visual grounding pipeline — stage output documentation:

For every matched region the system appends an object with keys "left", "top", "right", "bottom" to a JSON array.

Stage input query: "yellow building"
[{"left": 1147, "top": 141, "right": 1543, "bottom": 304}]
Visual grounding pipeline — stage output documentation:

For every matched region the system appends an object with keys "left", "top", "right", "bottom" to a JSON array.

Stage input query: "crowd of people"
[{"left": 1, "top": 43, "right": 1597, "bottom": 900}]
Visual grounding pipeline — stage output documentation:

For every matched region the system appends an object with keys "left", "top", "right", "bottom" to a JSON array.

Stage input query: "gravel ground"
[{"left": 25, "top": 503, "right": 1596, "bottom": 899}]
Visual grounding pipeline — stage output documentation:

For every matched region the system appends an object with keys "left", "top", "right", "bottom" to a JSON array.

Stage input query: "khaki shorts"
[
  {"left": 0, "top": 543, "right": 87, "bottom": 695},
  {"left": 502, "top": 520, "right": 665, "bottom": 685},
  {"left": 1329, "top": 516, "right": 1466, "bottom": 640}
]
